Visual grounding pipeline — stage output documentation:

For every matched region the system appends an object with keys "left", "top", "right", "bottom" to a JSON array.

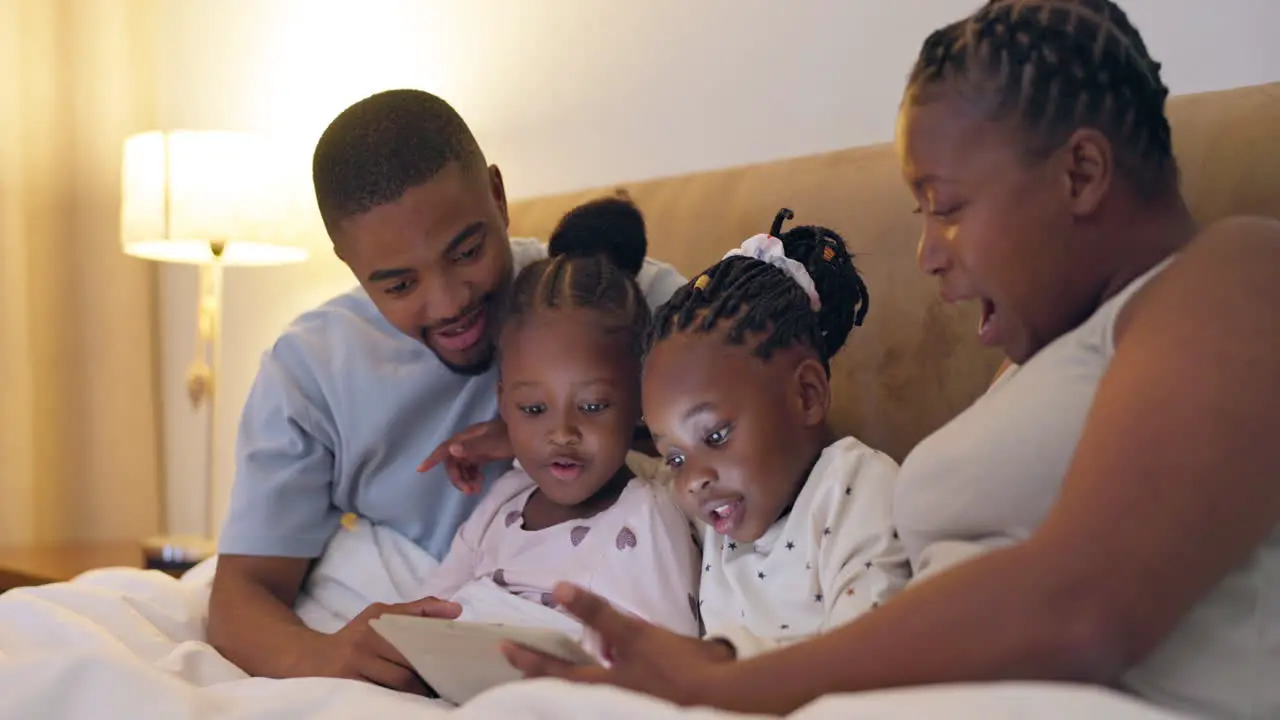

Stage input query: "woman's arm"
[{"left": 699, "top": 219, "right": 1280, "bottom": 714}]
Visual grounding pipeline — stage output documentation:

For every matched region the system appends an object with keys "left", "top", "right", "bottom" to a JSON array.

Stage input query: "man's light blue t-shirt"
[{"left": 218, "top": 238, "right": 686, "bottom": 562}]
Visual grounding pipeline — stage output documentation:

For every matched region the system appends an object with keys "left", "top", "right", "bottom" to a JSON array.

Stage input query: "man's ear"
[
  {"left": 331, "top": 228, "right": 349, "bottom": 264},
  {"left": 1058, "top": 128, "right": 1113, "bottom": 217},
  {"left": 489, "top": 164, "right": 509, "bottom": 229},
  {"left": 792, "top": 358, "right": 831, "bottom": 427}
]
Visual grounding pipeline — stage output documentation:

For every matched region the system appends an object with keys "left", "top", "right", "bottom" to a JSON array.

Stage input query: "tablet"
[{"left": 370, "top": 614, "right": 598, "bottom": 704}]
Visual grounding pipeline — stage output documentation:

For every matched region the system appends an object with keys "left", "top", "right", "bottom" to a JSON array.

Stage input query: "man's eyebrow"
[
  {"left": 444, "top": 222, "right": 485, "bottom": 255},
  {"left": 367, "top": 267, "right": 412, "bottom": 283},
  {"left": 365, "top": 222, "right": 486, "bottom": 283}
]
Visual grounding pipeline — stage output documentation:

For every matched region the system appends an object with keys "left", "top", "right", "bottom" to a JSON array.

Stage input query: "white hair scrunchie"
[{"left": 722, "top": 233, "right": 822, "bottom": 312}]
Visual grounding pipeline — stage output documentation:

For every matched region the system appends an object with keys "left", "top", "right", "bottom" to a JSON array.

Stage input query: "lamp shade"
[{"left": 120, "top": 130, "right": 316, "bottom": 266}]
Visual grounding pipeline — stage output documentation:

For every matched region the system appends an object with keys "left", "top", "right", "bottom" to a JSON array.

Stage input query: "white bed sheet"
[{"left": 0, "top": 524, "right": 1189, "bottom": 719}]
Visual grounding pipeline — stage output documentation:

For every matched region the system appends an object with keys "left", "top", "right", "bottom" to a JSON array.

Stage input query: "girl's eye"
[
  {"left": 664, "top": 452, "right": 685, "bottom": 469},
  {"left": 580, "top": 401, "right": 609, "bottom": 414},
  {"left": 705, "top": 425, "right": 732, "bottom": 447},
  {"left": 518, "top": 404, "right": 545, "bottom": 416}
]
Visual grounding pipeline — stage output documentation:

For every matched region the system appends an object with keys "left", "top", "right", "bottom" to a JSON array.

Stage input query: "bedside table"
[{"left": 0, "top": 542, "right": 145, "bottom": 593}]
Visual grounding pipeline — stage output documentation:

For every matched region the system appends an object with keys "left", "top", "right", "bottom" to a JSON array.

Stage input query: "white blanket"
[
  {"left": 296, "top": 520, "right": 584, "bottom": 639},
  {"left": 0, "top": 524, "right": 1190, "bottom": 719}
]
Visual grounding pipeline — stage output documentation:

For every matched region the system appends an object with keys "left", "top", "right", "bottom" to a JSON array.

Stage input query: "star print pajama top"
[
  {"left": 417, "top": 462, "right": 703, "bottom": 645},
  {"left": 698, "top": 436, "right": 912, "bottom": 659}
]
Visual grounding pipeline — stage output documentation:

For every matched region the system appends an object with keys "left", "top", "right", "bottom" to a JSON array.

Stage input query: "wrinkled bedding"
[{"left": 0, "top": 523, "right": 1187, "bottom": 719}]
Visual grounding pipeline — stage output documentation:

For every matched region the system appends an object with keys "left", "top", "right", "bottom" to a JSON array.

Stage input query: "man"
[{"left": 206, "top": 89, "right": 685, "bottom": 695}]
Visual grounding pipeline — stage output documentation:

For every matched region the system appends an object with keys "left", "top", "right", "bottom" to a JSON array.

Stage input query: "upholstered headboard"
[{"left": 508, "top": 82, "right": 1280, "bottom": 462}]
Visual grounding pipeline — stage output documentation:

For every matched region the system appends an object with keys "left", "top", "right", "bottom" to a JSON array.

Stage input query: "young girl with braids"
[
  {"left": 642, "top": 208, "right": 910, "bottom": 659},
  {"left": 414, "top": 200, "right": 701, "bottom": 650},
  {"left": 505, "top": 1, "right": 1280, "bottom": 716},
  {"left": 420, "top": 194, "right": 681, "bottom": 484}
]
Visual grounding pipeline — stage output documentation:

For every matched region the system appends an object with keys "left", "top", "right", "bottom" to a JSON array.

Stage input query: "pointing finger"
[{"left": 417, "top": 443, "right": 453, "bottom": 473}]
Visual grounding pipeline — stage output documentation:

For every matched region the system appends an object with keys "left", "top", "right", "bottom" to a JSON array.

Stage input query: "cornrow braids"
[
  {"left": 907, "top": 0, "right": 1176, "bottom": 198},
  {"left": 503, "top": 254, "right": 650, "bottom": 356},
  {"left": 501, "top": 195, "right": 654, "bottom": 356},
  {"left": 647, "top": 209, "right": 869, "bottom": 373}
]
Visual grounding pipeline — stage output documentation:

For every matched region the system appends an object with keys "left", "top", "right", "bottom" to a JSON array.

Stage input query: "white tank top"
[{"left": 894, "top": 257, "right": 1280, "bottom": 719}]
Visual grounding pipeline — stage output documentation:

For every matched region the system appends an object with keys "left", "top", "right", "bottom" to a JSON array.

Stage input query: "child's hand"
[
  {"left": 501, "top": 583, "right": 733, "bottom": 707},
  {"left": 417, "top": 419, "right": 514, "bottom": 495}
]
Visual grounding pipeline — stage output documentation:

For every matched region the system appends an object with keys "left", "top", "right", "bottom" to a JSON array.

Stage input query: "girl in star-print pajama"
[
  {"left": 416, "top": 198, "right": 702, "bottom": 653},
  {"left": 642, "top": 210, "right": 913, "bottom": 659}
]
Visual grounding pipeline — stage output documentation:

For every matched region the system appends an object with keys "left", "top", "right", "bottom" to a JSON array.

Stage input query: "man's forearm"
[
  {"left": 703, "top": 543, "right": 1120, "bottom": 715},
  {"left": 207, "top": 566, "right": 326, "bottom": 678}
]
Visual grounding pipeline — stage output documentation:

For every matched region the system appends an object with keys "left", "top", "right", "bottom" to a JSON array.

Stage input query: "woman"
[{"left": 503, "top": 1, "right": 1280, "bottom": 717}]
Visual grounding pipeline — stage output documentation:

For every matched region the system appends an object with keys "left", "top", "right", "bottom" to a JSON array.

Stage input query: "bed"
[
  {"left": 0, "top": 534, "right": 1186, "bottom": 720},
  {"left": 2, "top": 81, "right": 1275, "bottom": 719}
]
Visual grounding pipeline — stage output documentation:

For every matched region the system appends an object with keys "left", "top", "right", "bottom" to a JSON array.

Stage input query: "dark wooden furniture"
[{"left": 0, "top": 542, "right": 145, "bottom": 593}]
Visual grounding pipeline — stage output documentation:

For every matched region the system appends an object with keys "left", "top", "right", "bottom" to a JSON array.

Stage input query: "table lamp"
[{"left": 119, "top": 130, "right": 314, "bottom": 571}]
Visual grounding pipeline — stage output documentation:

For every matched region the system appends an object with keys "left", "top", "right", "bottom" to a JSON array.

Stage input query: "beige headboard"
[{"left": 509, "top": 82, "right": 1280, "bottom": 462}]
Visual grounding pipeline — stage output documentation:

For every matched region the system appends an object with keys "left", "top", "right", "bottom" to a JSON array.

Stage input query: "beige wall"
[
  {"left": 2, "top": 0, "right": 161, "bottom": 544},
  {"left": 150, "top": 0, "right": 1280, "bottom": 536}
]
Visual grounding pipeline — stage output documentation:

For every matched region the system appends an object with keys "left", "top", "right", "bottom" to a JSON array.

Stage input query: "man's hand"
[
  {"left": 305, "top": 597, "right": 462, "bottom": 694},
  {"left": 500, "top": 584, "right": 734, "bottom": 707},
  {"left": 418, "top": 419, "right": 514, "bottom": 495}
]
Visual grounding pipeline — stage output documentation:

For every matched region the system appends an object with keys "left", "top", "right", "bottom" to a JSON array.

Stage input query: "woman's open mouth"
[{"left": 977, "top": 297, "right": 1000, "bottom": 346}]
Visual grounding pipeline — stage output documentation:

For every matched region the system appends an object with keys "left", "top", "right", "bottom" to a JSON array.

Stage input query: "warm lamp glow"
[
  {"left": 119, "top": 129, "right": 324, "bottom": 550},
  {"left": 119, "top": 130, "right": 313, "bottom": 266}
]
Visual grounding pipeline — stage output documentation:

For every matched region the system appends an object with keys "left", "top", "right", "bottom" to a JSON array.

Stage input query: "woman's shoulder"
[
  {"left": 1157, "top": 215, "right": 1279, "bottom": 277},
  {"left": 1170, "top": 215, "right": 1280, "bottom": 273},
  {"left": 1194, "top": 214, "right": 1280, "bottom": 244},
  {"left": 1119, "top": 215, "right": 1280, "bottom": 345}
]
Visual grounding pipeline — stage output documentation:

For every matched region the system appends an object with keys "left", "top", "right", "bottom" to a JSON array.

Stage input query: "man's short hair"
[{"left": 312, "top": 89, "right": 485, "bottom": 236}]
